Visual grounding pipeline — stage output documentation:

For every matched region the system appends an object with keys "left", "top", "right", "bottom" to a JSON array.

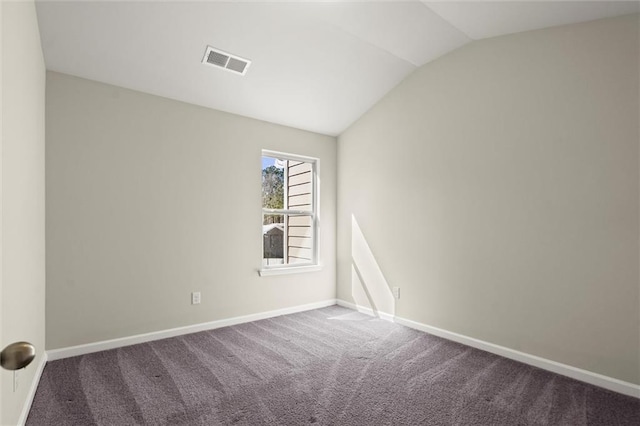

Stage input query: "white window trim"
[
  {"left": 260, "top": 149, "right": 320, "bottom": 276},
  {"left": 258, "top": 264, "right": 323, "bottom": 277}
]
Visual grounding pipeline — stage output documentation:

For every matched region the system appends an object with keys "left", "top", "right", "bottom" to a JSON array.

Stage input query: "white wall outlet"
[
  {"left": 392, "top": 287, "right": 400, "bottom": 299},
  {"left": 191, "top": 291, "right": 201, "bottom": 305}
]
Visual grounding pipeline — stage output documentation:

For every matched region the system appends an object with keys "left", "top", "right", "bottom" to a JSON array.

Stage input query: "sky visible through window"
[{"left": 262, "top": 156, "right": 275, "bottom": 170}]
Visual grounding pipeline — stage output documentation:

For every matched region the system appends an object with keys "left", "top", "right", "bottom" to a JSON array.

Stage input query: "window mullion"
[
  {"left": 262, "top": 208, "right": 310, "bottom": 215},
  {"left": 284, "top": 160, "right": 289, "bottom": 265}
]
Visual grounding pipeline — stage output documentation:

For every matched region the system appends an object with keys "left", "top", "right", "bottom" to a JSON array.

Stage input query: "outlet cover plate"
[{"left": 392, "top": 287, "right": 400, "bottom": 299}]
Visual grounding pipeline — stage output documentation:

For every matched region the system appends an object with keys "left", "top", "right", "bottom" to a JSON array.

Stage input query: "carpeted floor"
[{"left": 27, "top": 305, "right": 639, "bottom": 425}]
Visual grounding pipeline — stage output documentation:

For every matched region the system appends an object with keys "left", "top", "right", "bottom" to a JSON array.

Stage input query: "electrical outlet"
[
  {"left": 191, "top": 292, "right": 201, "bottom": 305},
  {"left": 392, "top": 287, "right": 400, "bottom": 299}
]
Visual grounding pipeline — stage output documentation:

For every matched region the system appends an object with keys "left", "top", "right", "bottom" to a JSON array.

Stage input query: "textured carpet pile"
[{"left": 28, "top": 306, "right": 639, "bottom": 425}]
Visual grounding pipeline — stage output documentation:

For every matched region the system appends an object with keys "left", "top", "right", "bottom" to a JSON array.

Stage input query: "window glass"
[{"left": 262, "top": 153, "right": 317, "bottom": 268}]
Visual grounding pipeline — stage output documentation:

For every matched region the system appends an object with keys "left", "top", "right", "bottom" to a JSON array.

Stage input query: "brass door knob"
[{"left": 1, "top": 342, "right": 36, "bottom": 370}]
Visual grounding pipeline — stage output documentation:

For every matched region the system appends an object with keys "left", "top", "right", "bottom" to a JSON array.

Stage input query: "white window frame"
[{"left": 259, "top": 150, "right": 321, "bottom": 276}]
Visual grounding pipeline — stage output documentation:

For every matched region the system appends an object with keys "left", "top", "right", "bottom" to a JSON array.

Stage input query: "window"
[{"left": 261, "top": 150, "right": 319, "bottom": 274}]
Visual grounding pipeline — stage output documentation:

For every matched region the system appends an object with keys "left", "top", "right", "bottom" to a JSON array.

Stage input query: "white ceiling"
[{"left": 35, "top": 1, "right": 639, "bottom": 136}]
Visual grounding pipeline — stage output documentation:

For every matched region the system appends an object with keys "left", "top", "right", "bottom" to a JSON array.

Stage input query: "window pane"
[
  {"left": 263, "top": 213, "right": 314, "bottom": 266},
  {"left": 262, "top": 156, "right": 284, "bottom": 209},
  {"left": 287, "top": 214, "right": 313, "bottom": 264},
  {"left": 263, "top": 215, "right": 284, "bottom": 266},
  {"left": 287, "top": 160, "right": 313, "bottom": 211}
]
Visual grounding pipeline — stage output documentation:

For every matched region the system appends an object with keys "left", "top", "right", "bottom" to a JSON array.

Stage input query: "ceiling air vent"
[{"left": 202, "top": 46, "right": 251, "bottom": 76}]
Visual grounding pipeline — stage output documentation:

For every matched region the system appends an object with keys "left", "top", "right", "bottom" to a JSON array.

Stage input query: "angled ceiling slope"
[{"left": 35, "top": 1, "right": 639, "bottom": 136}]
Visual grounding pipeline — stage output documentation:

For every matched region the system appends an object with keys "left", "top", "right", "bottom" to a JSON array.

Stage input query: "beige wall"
[
  {"left": 46, "top": 72, "right": 337, "bottom": 350},
  {"left": 1, "top": 1, "right": 47, "bottom": 424},
  {"left": 337, "top": 14, "right": 639, "bottom": 384}
]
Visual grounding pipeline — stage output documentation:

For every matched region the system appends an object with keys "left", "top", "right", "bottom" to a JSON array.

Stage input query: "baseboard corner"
[{"left": 336, "top": 299, "right": 395, "bottom": 322}]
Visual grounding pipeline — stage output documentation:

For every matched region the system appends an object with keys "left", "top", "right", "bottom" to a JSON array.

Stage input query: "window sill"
[{"left": 258, "top": 264, "right": 323, "bottom": 277}]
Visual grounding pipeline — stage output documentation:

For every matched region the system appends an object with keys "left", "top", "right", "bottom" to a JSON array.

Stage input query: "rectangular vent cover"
[{"left": 202, "top": 46, "right": 251, "bottom": 76}]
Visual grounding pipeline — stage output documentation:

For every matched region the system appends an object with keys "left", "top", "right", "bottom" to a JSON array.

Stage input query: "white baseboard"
[
  {"left": 378, "top": 311, "right": 395, "bottom": 322},
  {"left": 394, "top": 317, "right": 640, "bottom": 398},
  {"left": 47, "top": 299, "right": 337, "bottom": 361},
  {"left": 336, "top": 299, "right": 395, "bottom": 322},
  {"left": 45, "top": 298, "right": 640, "bottom": 399},
  {"left": 18, "top": 351, "right": 48, "bottom": 426},
  {"left": 336, "top": 299, "right": 639, "bottom": 399}
]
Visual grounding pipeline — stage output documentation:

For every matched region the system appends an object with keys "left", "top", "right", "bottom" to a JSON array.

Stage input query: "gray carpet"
[{"left": 27, "top": 305, "right": 639, "bottom": 425}]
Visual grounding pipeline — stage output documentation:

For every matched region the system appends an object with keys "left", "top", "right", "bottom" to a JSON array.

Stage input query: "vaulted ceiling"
[{"left": 35, "top": 1, "right": 639, "bottom": 136}]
